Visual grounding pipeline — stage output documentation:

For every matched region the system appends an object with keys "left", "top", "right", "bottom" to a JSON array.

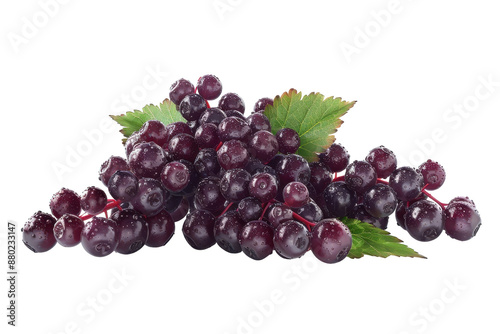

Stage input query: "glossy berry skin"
[
  {"left": 53, "top": 214, "right": 84, "bottom": 247},
  {"left": 187, "top": 120, "right": 198, "bottom": 133},
  {"left": 444, "top": 203, "right": 481, "bottom": 241},
  {"left": 267, "top": 203, "right": 294, "bottom": 229},
  {"left": 195, "top": 177, "right": 226, "bottom": 214},
  {"left": 182, "top": 210, "right": 216, "bottom": 250},
  {"left": 80, "top": 186, "right": 107, "bottom": 215},
  {"left": 197, "top": 74, "right": 223, "bottom": 100},
  {"left": 218, "top": 92, "right": 245, "bottom": 113},
  {"left": 351, "top": 205, "right": 389, "bottom": 230},
  {"left": 199, "top": 108, "right": 227, "bottom": 127},
  {"left": 319, "top": 143, "right": 350, "bottom": 173},
  {"left": 214, "top": 211, "right": 246, "bottom": 253},
  {"left": 249, "top": 172, "right": 278, "bottom": 203},
  {"left": 283, "top": 182, "right": 309, "bottom": 208},
  {"left": 179, "top": 93, "right": 208, "bottom": 121},
  {"left": 218, "top": 116, "right": 252, "bottom": 143},
  {"left": 165, "top": 122, "right": 193, "bottom": 143},
  {"left": 113, "top": 209, "right": 149, "bottom": 254},
  {"left": 111, "top": 202, "right": 134, "bottom": 214},
  {"left": 323, "top": 181, "right": 356, "bottom": 218},
  {"left": 244, "top": 157, "right": 265, "bottom": 175},
  {"left": 99, "top": 156, "right": 130, "bottom": 186},
  {"left": 225, "top": 110, "right": 245, "bottom": 119},
  {"left": 418, "top": 160, "right": 446, "bottom": 190},
  {"left": 273, "top": 220, "right": 311, "bottom": 259},
  {"left": 164, "top": 195, "right": 183, "bottom": 212},
  {"left": 194, "top": 148, "right": 221, "bottom": 178},
  {"left": 49, "top": 188, "right": 82, "bottom": 219},
  {"left": 22, "top": 211, "right": 57, "bottom": 252},
  {"left": 363, "top": 184, "right": 398, "bottom": 218},
  {"left": 276, "top": 128, "right": 300, "bottom": 154},
  {"left": 128, "top": 142, "right": 168, "bottom": 179},
  {"left": 253, "top": 97, "right": 273, "bottom": 113},
  {"left": 81, "top": 217, "right": 119, "bottom": 257},
  {"left": 108, "top": 171, "right": 139, "bottom": 202},
  {"left": 194, "top": 123, "right": 220, "bottom": 149},
  {"left": 309, "top": 162, "right": 333, "bottom": 194},
  {"left": 239, "top": 220, "right": 274, "bottom": 260},
  {"left": 168, "top": 133, "right": 198, "bottom": 163},
  {"left": 246, "top": 113, "right": 271, "bottom": 133},
  {"left": 344, "top": 160, "right": 377, "bottom": 194},
  {"left": 131, "top": 178, "right": 168, "bottom": 217},
  {"left": 175, "top": 160, "right": 199, "bottom": 196},
  {"left": 405, "top": 200, "right": 444, "bottom": 242},
  {"left": 448, "top": 196, "right": 476, "bottom": 209},
  {"left": 267, "top": 154, "right": 285, "bottom": 170},
  {"left": 311, "top": 219, "right": 352, "bottom": 264},
  {"left": 125, "top": 132, "right": 141, "bottom": 158},
  {"left": 365, "top": 146, "right": 397, "bottom": 179},
  {"left": 138, "top": 120, "right": 169, "bottom": 147},
  {"left": 169, "top": 197, "right": 190, "bottom": 222},
  {"left": 244, "top": 158, "right": 277, "bottom": 178},
  {"left": 295, "top": 200, "right": 324, "bottom": 222},
  {"left": 161, "top": 161, "right": 190, "bottom": 193},
  {"left": 145, "top": 210, "right": 175, "bottom": 247},
  {"left": 248, "top": 130, "right": 279, "bottom": 164},
  {"left": 169, "top": 78, "right": 195, "bottom": 105},
  {"left": 217, "top": 140, "right": 249, "bottom": 170},
  {"left": 394, "top": 194, "right": 427, "bottom": 230},
  {"left": 389, "top": 167, "right": 424, "bottom": 201},
  {"left": 275, "top": 154, "right": 311, "bottom": 186},
  {"left": 237, "top": 197, "right": 263, "bottom": 223},
  {"left": 220, "top": 169, "right": 251, "bottom": 202},
  {"left": 395, "top": 201, "right": 406, "bottom": 229}
]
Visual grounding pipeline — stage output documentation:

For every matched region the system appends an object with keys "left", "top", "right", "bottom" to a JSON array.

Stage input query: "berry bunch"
[{"left": 22, "top": 75, "right": 481, "bottom": 263}]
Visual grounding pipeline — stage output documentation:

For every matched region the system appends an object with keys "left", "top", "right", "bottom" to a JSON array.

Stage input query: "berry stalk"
[{"left": 79, "top": 199, "right": 122, "bottom": 221}]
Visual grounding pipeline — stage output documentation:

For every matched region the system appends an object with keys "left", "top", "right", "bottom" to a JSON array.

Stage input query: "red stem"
[
  {"left": 376, "top": 178, "right": 448, "bottom": 209},
  {"left": 421, "top": 190, "right": 448, "bottom": 209},
  {"left": 260, "top": 201, "right": 272, "bottom": 220},
  {"left": 376, "top": 178, "right": 389, "bottom": 185},
  {"left": 217, "top": 202, "right": 234, "bottom": 217},
  {"left": 216, "top": 141, "right": 223, "bottom": 151},
  {"left": 79, "top": 199, "right": 122, "bottom": 221},
  {"left": 292, "top": 212, "right": 316, "bottom": 231},
  {"left": 332, "top": 175, "right": 345, "bottom": 182}
]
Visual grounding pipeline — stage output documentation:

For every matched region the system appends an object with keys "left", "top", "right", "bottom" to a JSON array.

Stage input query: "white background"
[{"left": 1, "top": 1, "right": 499, "bottom": 334}]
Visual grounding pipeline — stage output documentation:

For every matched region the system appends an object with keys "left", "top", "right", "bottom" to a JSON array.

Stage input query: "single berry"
[
  {"left": 418, "top": 160, "right": 446, "bottom": 190},
  {"left": 283, "top": 181, "right": 309, "bottom": 208},
  {"left": 49, "top": 188, "right": 82, "bottom": 219},
  {"left": 23, "top": 211, "right": 57, "bottom": 252},
  {"left": 197, "top": 74, "right": 223, "bottom": 100},
  {"left": 311, "top": 219, "right": 352, "bottom": 264},
  {"left": 276, "top": 128, "right": 300, "bottom": 154},
  {"left": 80, "top": 186, "right": 107, "bottom": 215}
]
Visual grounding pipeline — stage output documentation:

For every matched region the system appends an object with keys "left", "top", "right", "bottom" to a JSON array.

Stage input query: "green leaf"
[
  {"left": 341, "top": 217, "right": 426, "bottom": 259},
  {"left": 263, "top": 89, "right": 356, "bottom": 162},
  {"left": 110, "top": 99, "right": 185, "bottom": 143}
]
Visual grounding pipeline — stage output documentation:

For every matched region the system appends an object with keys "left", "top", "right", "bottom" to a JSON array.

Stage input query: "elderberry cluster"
[{"left": 22, "top": 74, "right": 481, "bottom": 263}]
